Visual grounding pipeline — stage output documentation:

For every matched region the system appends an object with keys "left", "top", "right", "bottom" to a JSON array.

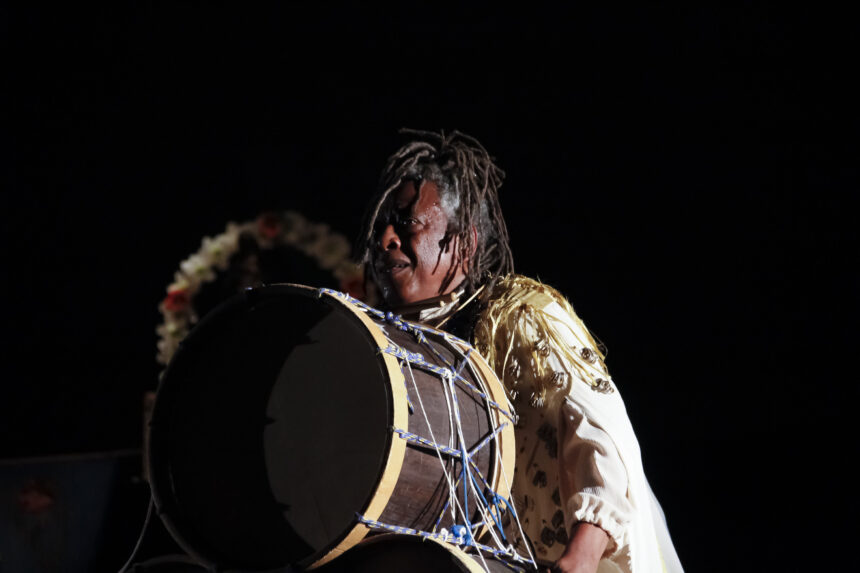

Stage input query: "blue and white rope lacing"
[{"left": 318, "top": 288, "right": 537, "bottom": 570}]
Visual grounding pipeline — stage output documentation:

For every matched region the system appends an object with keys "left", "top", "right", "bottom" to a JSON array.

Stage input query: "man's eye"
[{"left": 395, "top": 216, "right": 419, "bottom": 227}]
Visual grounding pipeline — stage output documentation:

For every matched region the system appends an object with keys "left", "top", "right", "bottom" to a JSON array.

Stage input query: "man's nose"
[{"left": 379, "top": 224, "right": 401, "bottom": 251}]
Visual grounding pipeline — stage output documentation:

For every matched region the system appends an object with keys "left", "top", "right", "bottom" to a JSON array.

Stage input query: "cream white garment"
[{"left": 473, "top": 276, "right": 682, "bottom": 572}]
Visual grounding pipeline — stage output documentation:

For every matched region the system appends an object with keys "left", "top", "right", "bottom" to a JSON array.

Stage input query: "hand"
[{"left": 550, "top": 522, "right": 609, "bottom": 573}]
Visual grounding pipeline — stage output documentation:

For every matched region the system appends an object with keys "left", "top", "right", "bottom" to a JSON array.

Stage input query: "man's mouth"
[{"left": 378, "top": 259, "right": 411, "bottom": 274}]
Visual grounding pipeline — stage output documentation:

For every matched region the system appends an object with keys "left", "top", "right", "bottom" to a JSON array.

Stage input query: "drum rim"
[
  {"left": 445, "top": 336, "right": 516, "bottom": 540},
  {"left": 147, "top": 283, "right": 408, "bottom": 571},
  {"left": 307, "top": 287, "right": 408, "bottom": 568}
]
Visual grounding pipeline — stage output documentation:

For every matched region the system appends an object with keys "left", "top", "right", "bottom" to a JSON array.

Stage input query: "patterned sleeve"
[
  {"left": 474, "top": 277, "right": 613, "bottom": 409},
  {"left": 535, "top": 300, "right": 632, "bottom": 557},
  {"left": 475, "top": 276, "right": 639, "bottom": 562},
  {"left": 556, "top": 396, "right": 632, "bottom": 556}
]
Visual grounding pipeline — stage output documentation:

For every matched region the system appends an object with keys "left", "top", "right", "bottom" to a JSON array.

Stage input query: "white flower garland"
[{"left": 156, "top": 211, "right": 364, "bottom": 366}]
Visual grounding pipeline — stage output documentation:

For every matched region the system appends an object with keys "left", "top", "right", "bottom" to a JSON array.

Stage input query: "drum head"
[{"left": 148, "top": 284, "right": 392, "bottom": 570}]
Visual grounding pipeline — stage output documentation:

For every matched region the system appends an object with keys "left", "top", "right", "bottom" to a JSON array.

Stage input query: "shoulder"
[
  {"left": 474, "top": 275, "right": 615, "bottom": 408},
  {"left": 482, "top": 274, "right": 558, "bottom": 311},
  {"left": 478, "top": 275, "right": 597, "bottom": 352}
]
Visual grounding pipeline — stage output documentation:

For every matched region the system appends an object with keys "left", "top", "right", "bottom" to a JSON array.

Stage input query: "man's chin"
[
  {"left": 376, "top": 281, "right": 407, "bottom": 308},
  {"left": 380, "top": 276, "right": 415, "bottom": 305}
]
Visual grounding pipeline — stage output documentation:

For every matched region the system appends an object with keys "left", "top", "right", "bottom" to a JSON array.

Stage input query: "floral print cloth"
[{"left": 474, "top": 276, "right": 683, "bottom": 572}]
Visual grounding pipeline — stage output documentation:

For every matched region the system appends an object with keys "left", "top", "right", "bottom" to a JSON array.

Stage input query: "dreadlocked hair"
[{"left": 357, "top": 128, "right": 515, "bottom": 300}]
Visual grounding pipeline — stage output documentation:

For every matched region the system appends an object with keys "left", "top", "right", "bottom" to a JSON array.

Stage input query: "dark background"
[{"left": 3, "top": 4, "right": 855, "bottom": 572}]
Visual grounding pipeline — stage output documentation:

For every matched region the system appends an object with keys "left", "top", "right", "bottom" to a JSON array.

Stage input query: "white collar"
[{"left": 391, "top": 287, "right": 465, "bottom": 324}]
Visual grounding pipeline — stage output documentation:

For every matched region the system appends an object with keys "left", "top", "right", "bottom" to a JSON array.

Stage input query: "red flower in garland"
[
  {"left": 257, "top": 212, "right": 282, "bottom": 239},
  {"left": 163, "top": 288, "right": 190, "bottom": 312}
]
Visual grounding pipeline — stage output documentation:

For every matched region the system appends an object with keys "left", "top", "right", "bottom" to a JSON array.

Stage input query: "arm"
[
  {"left": 473, "top": 279, "right": 631, "bottom": 566},
  {"left": 552, "top": 396, "right": 631, "bottom": 571},
  {"left": 551, "top": 522, "right": 610, "bottom": 573}
]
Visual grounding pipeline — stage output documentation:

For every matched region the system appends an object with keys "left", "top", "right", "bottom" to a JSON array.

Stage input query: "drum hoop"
[
  {"left": 302, "top": 286, "right": 407, "bottom": 568},
  {"left": 445, "top": 337, "right": 516, "bottom": 541}
]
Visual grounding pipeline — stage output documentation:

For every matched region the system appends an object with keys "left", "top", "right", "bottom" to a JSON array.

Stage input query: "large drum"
[{"left": 147, "top": 284, "right": 520, "bottom": 571}]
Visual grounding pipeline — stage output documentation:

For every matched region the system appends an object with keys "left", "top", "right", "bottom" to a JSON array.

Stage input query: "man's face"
[{"left": 372, "top": 179, "right": 466, "bottom": 306}]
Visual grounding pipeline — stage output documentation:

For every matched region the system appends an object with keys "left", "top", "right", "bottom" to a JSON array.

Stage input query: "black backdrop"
[{"left": 3, "top": 5, "right": 856, "bottom": 572}]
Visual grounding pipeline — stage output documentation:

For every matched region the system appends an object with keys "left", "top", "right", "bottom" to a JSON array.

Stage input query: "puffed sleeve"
[
  {"left": 474, "top": 276, "right": 642, "bottom": 563},
  {"left": 536, "top": 300, "right": 634, "bottom": 557},
  {"left": 557, "top": 396, "right": 632, "bottom": 556}
]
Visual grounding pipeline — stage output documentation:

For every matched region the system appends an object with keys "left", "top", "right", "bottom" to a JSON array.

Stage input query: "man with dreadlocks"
[{"left": 357, "top": 129, "right": 682, "bottom": 573}]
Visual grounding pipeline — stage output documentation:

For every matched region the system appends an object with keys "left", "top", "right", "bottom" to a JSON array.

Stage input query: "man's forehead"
[{"left": 393, "top": 179, "right": 441, "bottom": 210}]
